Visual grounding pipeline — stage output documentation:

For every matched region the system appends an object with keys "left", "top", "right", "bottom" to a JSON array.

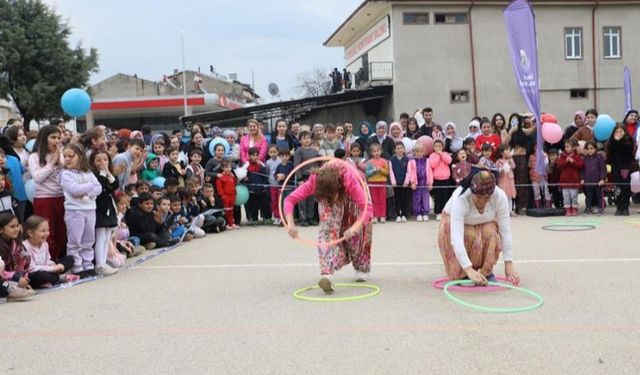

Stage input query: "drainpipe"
[
  {"left": 468, "top": 0, "right": 478, "bottom": 116},
  {"left": 591, "top": 0, "right": 599, "bottom": 109}
]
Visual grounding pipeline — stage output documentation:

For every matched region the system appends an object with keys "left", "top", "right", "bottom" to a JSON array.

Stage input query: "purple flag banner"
[
  {"left": 504, "top": 0, "right": 544, "bottom": 174},
  {"left": 624, "top": 66, "right": 632, "bottom": 115}
]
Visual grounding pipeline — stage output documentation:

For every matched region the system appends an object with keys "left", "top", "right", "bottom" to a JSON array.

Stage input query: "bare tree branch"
[{"left": 294, "top": 67, "right": 331, "bottom": 98}]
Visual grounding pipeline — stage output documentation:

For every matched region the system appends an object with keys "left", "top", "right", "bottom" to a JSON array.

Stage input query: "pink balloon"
[
  {"left": 417, "top": 136, "right": 434, "bottom": 155},
  {"left": 541, "top": 113, "right": 558, "bottom": 124},
  {"left": 541, "top": 122, "right": 563, "bottom": 144},
  {"left": 631, "top": 172, "right": 640, "bottom": 194}
]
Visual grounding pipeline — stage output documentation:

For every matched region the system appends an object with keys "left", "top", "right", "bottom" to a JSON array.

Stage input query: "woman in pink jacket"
[
  {"left": 429, "top": 139, "right": 453, "bottom": 220},
  {"left": 239, "top": 119, "right": 268, "bottom": 164},
  {"left": 284, "top": 160, "right": 373, "bottom": 294}
]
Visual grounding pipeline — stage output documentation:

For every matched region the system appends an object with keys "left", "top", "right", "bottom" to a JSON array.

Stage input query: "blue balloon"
[
  {"left": 60, "top": 88, "right": 92, "bottom": 117},
  {"left": 235, "top": 184, "right": 249, "bottom": 206},
  {"left": 151, "top": 177, "right": 166, "bottom": 188},
  {"left": 594, "top": 115, "right": 616, "bottom": 141},
  {"left": 209, "top": 137, "right": 230, "bottom": 156},
  {"left": 25, "top": 180, "right": 35, "bottom": 203},
  {"left": 25, "top": 139, "right": 36, "bottom": 153}
]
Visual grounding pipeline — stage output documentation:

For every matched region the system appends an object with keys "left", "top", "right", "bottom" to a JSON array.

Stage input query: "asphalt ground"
[{"left": 1, "top": 210, "right": 640, "bottom": 374}]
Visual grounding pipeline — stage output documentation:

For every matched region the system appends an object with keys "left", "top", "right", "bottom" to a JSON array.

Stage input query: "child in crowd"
[
  {"left": 0, "top": 171, "right": 15, "bottom": 215},
  {"left": 125, "top": 192, "right": 178, "bottom": 249},
  {"left": 167, "top": 195, "right": 192, "bottom": 241},
  {"left": 408, "top": 142, "right": 433, "bottom": 221},
  {"left": 293, "top": 130, "right": 320, "bottom": 226},
  {"left": 546, "top": 149, "right": 564, "bottom": 209},
  {"left": 113, "top": 138, "right": 145, "bottom": 192},
  {"left": 274, "top": 148, "right": 294, "bottom": 225},
  {"left": 90, "top": 149, "right": 120, "bottom": 276},
  {"left": 197, "top": 183, "right": 227, "bottom": 233},
  {"left": 389, "top": 142, "right": 411, "bottom": 222},
  {"left": 496, "top": 145, "right": 517, "bottom": 215},
  {"left": 478, "top": 144, "right": 498, "bottom": 174},
  {"left": 23, "top": 215, "right": 79, "bottom": 287},
  {"left": 60, "top": 143, "right": 102, "bottom": 278},
  {"left": 244, "top": 147, "right": 272, "bottom": 225},
  {"left": 150, "top": 186, "right": 163, "bottom": 201},
  {"left": 186, "top": 149, "right": 205, "bottom": 187},
  {"left": 452, "top": 149, "right": 472, "bottom": 186},
  {"left": 347, "top": 142, "right": 367, "bottom": 179},
  {"left": 366, "top": 143, "right": 389, "bottom": 223},
  {"left": 163, "top": 146, "right": 187, "bottom": 187},
  {"left": 265, "top": 145, "right": 282, "bottom": 226},
  {"left": 319, "top": 124, "right": 343, "bottom": 157},
  {"left": 463, "top": 137, "right": 480, "bottom": 165},
  {"left": 204, "top": 143, "right": 225, "bottom": 183},
  {"left": 152, "top": 139, "right": 169, "bottom": 171},
  {"left": 215, "top": 159, "right": 238, "bottom": 230},
  {"left": 181, "top": 180, "right": 206, "bottom": 238},
  {"left": 0, "top": 213, "right": 35, "bottom": 290},
  {"left": 141, "top": 153, "right": 160, "bottom": 182},
  {"left": 528, "top": 144, "right": 551, "bottom": 208},
  {"left": 557, "top": 139, "right": 584, "bottom": 216},
  {"left": 581, "top": 141, "right": 606, "bottom": 215},
  {"left": 164, "top": 177, "right": 179, "bottom": 197},
  {"left": 429, "top": 139, "right": 452, "bottom": 221}
]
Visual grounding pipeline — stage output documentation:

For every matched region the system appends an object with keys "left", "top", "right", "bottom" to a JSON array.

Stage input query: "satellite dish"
[{"left": 268, "top": 82, "right": 280, "bottom": 96}]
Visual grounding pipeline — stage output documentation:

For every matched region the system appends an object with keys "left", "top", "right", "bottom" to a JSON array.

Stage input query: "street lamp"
[{"left": 180, "top": 31, "right": 187, "bottom": 117}]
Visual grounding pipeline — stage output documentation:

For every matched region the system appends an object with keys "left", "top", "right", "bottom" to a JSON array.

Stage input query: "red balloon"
[
  {"left": 416, "top": 136, "right": 434, "bottom": 155},
  {"left": 541, "top": 113, "right": 558, "bottom": 124}
]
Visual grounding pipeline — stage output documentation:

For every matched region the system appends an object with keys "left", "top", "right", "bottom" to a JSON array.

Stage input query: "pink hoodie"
[
  {"left": 429, "top": 152, "right": 452, "bottom": 180},
  {"left": 406, "top": 157, "right": 433, "bottom": 188},
  {"left": 239, "top": 135, "right": 268, "bottom": 164},
  {"left": 28, "top": 152, "right": 65, "bottom": 198}
]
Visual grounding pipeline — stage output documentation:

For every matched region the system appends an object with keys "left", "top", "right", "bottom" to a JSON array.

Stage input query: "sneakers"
[
  {"left": 309, "top": 220, "right": 319, "bottom": 226},
  {"left": 582, "top": 208, "right": 590, "bottom": 216},
  {"left": 318, "top": 275, "right": 334, "bottom": 293},
  {"left": 132, "top": 246, "right": 145, "bottom": 256},
  {"left": 263, "top": 219, "right": 273, "bottom": 226},
  {"left": 59, "top": 273, "right": 80, "bottom": 283},
  {"left": 416, "top": 215, "right": 423, "bottom": 222},
  {"left": 597, "top": 209, "right": 604, "bottom": 216},
  {"left": 95, "top": 265, "right": 118, "bottom": 276},
  {"left": 436, "top": 214, "right": 441, "bottom": 221},
  {"left": 396, "top": 216, "right": 402, "bottom": 223},
  {"left": 299, "top": 221, "right": 309, "bottom": 227},
  {"left": 355, "top": 270, "right": 368, "bottom": 282},
  {"left": 144, "top": 242, "right": 156, "bottom": 250},
  {"left": 6, "top": 282, "right": 35, "bottom": 301},
  {"left": 273, "top": 218, "right": 281, "bottom": 226},
  {"left": 423, "top": 215, "right": 430, "bottom": 222},
  {"left": 401, "top": 216, "right": 407, "bottom": 223},
  {"left": 379, "top": 217, "right": 386, "bottom": 223},
  {"left": 77, "top": 269, "right": 97, "bottom": 279}
]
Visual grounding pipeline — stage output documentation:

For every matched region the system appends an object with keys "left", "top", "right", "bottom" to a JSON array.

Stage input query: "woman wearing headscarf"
[
  {"left": 367, "top": 121, "right": 395, "bottom": 160},
  {"left": 563, "top": 111, "right": 586, "bottom": 142},
  {"left": 355, "top": 121, "right": 373, "bottom": 157},
  {"left": 438, "top": 170, "right": 520, "bottom": 285},
  {"left": 444, "top": 122, "right": 464, "bottom": 154}
]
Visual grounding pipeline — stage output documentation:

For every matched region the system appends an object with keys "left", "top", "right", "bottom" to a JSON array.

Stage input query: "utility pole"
[{"left": 181, "top": 31, "right": 187, "bottom": 116}]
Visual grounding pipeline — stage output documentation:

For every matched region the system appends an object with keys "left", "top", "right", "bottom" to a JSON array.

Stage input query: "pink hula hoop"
[
  {"left": 279, "top": 156, "right": 370, "bottom": 248},
  {"left": 432, "top": 276, "right": 512, "bottom": 292}
]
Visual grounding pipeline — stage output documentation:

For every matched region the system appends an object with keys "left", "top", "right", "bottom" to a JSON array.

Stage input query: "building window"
[
  {"left": 434, "top": 13, "right": 467, "bottom": 25},
  {"left": 450, "top": 91, "right": 469, "bottom": 103},
  {"left": 603, "top": 26, "right": 621, "bottom": 59},
  {"left": 570, "top": 89, "right": 588, "bottom": 99},
  {"left": 564, "top": 27, "right": 582, "bottom": 59},
  {"left": 403, "top": 12, "right": 429, "bottom": 25}
]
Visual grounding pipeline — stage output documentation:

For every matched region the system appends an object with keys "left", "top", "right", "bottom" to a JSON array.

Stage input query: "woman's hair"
[
  {"left": 491, "top": 113, "right": 506, "bottom": 132},
  {"left": 64, "top": 143, "right": 91, "bottom": 172},
  {"left": 585, "top": 108, "right": 599, "bottom": 118},
  {"left": 34, "top": 125, "right": 61, "bottom": 166},
  {"left": 79, "top": 127, "right": 105, "bottom": 149},
  {"left": 460, "top": 169, "right": 496, "bottom": 196},
  {"left": 22, "top": 215, "right": 47, "bottom": 240},
  {"left": 89, "top": 149, "right": 113, "bottom": 174},
  {"left": 607, "top": 124, "right": 632, "bottom": 143},
  {"left": 191, "top": 123, "right": 206, "bottom": 136},
  {"left": 4, "top": 126, "right": 22, "bottom": 144},
  {"left": 314, "top": 167, "right": 345, "bottom": 204}
]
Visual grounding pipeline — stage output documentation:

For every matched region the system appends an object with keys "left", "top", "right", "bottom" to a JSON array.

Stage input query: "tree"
[
  {"left": 0, "top": 0, "right": 99, "bottom": 129},
  {"left": 294, "top": 67, "right": 332, "bottom": 98}
]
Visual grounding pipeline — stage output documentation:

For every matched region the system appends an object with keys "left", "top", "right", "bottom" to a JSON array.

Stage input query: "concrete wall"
[{"left": 301, "top": 95, "right": 394, "bottom": 128}]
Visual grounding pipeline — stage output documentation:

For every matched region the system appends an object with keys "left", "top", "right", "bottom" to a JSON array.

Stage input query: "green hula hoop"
[
  {"left": 548, "top": 219, "right": 602, "bottom": 226},
  {"left": 293, "top": 283, "right": 380, "bottom": 302},
  {"left": 623, "top": 218, "right": 640, "bottom": 225},
  {"left": 443, "top": 280, "right": 544, "bottom": 313}
]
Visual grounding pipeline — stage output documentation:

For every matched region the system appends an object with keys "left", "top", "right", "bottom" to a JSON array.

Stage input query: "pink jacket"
[
  {"left": 239, "top": 135, "right": 268, "bottom": 164},
  {"left": 429, "top": 152, "right": 452, "bottom": 180},
  {"left": 406, "top": 158, "right": 433, "bottom": 188},
  {"left": 284, "top": 162, "right": 372, "bottom": 222},
  {"left": 24, "top": 240, "right": 56, "bottom": 273},
  {"left": 28, "top": 152, "right": 64, "bottom": 198}
]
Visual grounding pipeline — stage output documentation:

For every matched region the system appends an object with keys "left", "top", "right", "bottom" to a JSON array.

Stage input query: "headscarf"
[
  {"left": 210, "top": 126, "right": 222, "bottom": 138},
  {"left": 572, "top": 110, "right": 586, "bottom": 128},
  {"left": 222, "top": 129, "right": 238, "bottom": 141},
  {"left": 466, "top": 120, "right": 480, "bottom": 139},
  {"left": 130, "top": 130, "right": 143, "bottom": 140},
  {"left": 389, "top": 122, "right": 403, "bottom": 143},
  {"left": 445, "top": 122, "right": 464, "bottom": 153},
  {"left": 117, "top": 128, "right": 131, "bottom": 139},
  {"left": 375, "top": 121, "right": 388, "bottom": 142}
]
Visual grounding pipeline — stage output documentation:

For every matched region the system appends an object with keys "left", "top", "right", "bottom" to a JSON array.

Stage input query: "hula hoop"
[
  {"left": 432, "top": 276, "right": 512, "bottom": 292},
  {"left": 443, "top": 280, "right": 544, "bottom": 313},
  {"left": 548, "top": 219, "right": 602, "bottom": 226},
  {"left": 542, "top": 224, "right": 596, "bottom": 232},
  {"left": 279, "top": 156, "right": 370, "bottom": 248},
  {"left": 293, "top": 283, "right": 380, "bottom": 302},
  {"left": 623, "top": 218, "right": 640, "bottom": 225}
]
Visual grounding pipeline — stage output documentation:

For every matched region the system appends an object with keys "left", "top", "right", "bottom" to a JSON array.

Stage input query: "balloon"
[
  {"left": 25, "top": 180, "right": 35, "bottom": 203},
  {"left": 208, "top": 137, "right": 230, "bottom": 156},
  {"left": 414, "top": 111, "right": 425, "bottom": 126},
  {"left": 593, "top": 114, "right": 616, "bottom": 141},
  {"left": 151, "top": 177, "right": 166, "bottom": 188},
  {"left": 235, "top": 184, "right": 249, "bottom": 206},
  {"left": 401, "top": 137, "right": 416, "bottom": 152},
  {"left": 541, "top": 122, "right": 563, "bottom": 144},
  {"left": 541, "top": 113, "right": 558, "bottom": 124},
  {"left": 416, "top": 135, "right": 434, "bottom": 155},
  {"left": 25, "top": 139, "right": 36, "bottom": 153},
  {"left": 60, "top": 88, "right": 91, "bottom": 117},
  {"left": 234, "top": 165, "right": 247, "bottom": 180},
  {"left": 631, "top": 172, "right": 640, "bottom": 193}
]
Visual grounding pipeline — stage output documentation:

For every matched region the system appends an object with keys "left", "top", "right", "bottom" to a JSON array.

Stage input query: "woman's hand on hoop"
[
  {"left": 464, "top": 267, "right": 488, "bottom": 286},
  {"left": 504, "top": 261, "right": 520, "bottom": 286},
  {"left": 287, "top": 224, "right": 298, "bottom": 239},
  {"left": 343, "top": 227, "right": 357, "bottom": 240}
]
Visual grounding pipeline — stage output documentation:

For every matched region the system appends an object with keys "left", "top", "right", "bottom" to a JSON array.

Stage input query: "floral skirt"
[
  {"left": 317, "top": 197, "right": 373, "bottom": 275},
  {"left": 437, "top": 212, "right": 502, "bottom": 279}
]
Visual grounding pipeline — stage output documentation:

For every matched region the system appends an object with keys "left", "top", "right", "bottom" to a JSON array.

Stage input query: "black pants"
[
  {"left": 613, "top": 168, "right": 631, "bottom": 211},
  {"left": 203, "top": 215, "right": 226, "bottom": 233},
  {"left": 246, "top": 191, "right": 271, "bottom": 221},
  {"left": 549, "top": 185, "right": 564, "bottom": 209},
  {"left": 29, "top": 255, "right": 74, "bottom": 288},
  {"left": 432, "top": 179, "right": 452, "bottom": 215},
  {"left": 139, "top": 232, "right": 172, "bottom": 247},
  {"left": 234, "top": 206, "right": 242, "bottom": 226},
  {"left": 393, "top": 187, "right": 411, "bottom": 217},
  {"left": 584, "top": 186, "right": 603, "bottom": 211}
]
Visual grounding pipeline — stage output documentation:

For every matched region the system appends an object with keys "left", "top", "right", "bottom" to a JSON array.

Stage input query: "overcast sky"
[{"left": 44, "top": 0, "right": 362, "bottom": 100}]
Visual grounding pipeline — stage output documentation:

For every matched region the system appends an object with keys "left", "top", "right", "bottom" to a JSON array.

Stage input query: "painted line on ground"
[{"left": 136, "top": 257, "right": 640, "bottom": 270}]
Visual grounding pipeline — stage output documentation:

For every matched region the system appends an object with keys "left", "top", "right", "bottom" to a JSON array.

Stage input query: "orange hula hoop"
[{"left": 279, "top": 156, "right": 371, "bottom": 248}]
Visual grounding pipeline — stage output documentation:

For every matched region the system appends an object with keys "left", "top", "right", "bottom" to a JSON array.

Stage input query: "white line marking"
[{"left": 137, "top": 257, "right": 640, "bottom": 270}]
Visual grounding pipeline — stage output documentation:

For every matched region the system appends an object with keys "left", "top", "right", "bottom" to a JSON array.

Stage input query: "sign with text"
[{"left": 345, "top": 16, "right": 390, "bottom": 65}]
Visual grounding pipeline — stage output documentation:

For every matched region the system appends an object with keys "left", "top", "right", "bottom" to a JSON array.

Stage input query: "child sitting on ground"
[
  {"left": 125, "top": 192, "right": 178, "bottom": 249},
  {"left": 197, "top": 183, "right": 227, "bottom": 233}
]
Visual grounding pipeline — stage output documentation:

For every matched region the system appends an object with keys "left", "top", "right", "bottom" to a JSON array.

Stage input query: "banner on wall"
[{"left": 345, "top": 16, "right": 390, "bottom": 65}]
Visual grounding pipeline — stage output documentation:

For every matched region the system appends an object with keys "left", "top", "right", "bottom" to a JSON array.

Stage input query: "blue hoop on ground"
[
  {"left": 293, "top": 283, "right": 380, "bottom": 302},
  {"left": 443, "top": 280, "right": 544, "bottom": 313},
  {"left": 542, "top": 224, "right": 595, "bottom": 232}
]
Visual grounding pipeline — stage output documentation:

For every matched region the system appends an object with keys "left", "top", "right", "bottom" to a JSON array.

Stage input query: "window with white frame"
[
  {"left": 564, "top": 27, "right": 582, "bottom": 59},
  {"left": 603, "top": 26, "right": 621, "bottom": 59}
]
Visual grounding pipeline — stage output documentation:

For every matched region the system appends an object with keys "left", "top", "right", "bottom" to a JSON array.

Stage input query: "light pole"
[{"left": 180, "top": 31, "right": 187, "bottom": 116}]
